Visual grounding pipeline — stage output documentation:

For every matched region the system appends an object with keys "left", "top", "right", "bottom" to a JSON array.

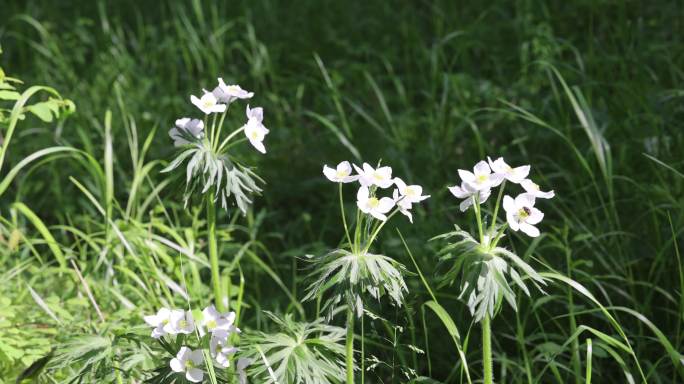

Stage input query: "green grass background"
[{"left": 1, "top": 0, "right": 683, "bottom": 382}]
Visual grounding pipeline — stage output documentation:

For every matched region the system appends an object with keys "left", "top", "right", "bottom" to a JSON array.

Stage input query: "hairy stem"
[
  {"left": 482, "top": 314, "right": 493, "bottom": 384},
  {"left": 340, "top": 183, "right": 352, "bottom": 248},
  {"left": 207, "top": 192, "right": 222, "bottom": 311},
  {"left": 346, "top": 307, "right": 355, "bottom": 384}
]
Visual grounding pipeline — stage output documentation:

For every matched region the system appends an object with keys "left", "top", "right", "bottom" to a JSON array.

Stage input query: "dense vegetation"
[{"left": 1, "top": 1, "right": 683, "bottom": 383}]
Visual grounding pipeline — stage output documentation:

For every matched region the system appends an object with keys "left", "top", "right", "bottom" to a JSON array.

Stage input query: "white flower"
[
  {"left": 393, "top": 178, "right": 430, "bottom": 204},
  {"left": 144, "top": 308, "right": 172, "bottom": 338},
  {"left": 448, "top": 182, "right": 492, "bottom": 212},
  {"left": 200, "top": 305, "right": 238, "bottom": 336},
  {"left": 170, "top": 346, "right": 204, "bottom": 383},
  {"left": 169, "top": 118, "right": 204, "bottom": 147},
  {"left": 521, "top": 179, "right": 555, "bottom": 199},
  {"left": 392, "top": 189, "right": 414, "bottom": 223},
  {"left": 353, "top": 163, "right": 394, "bottom": 188},
  {"left": 168, "top": 309, "right": 195, "bottom": 334},
  {"left": 487, "top": 156, "right": 530, "bottom": 184},
  {"left": 357, "top": 185, "right": 395, "bottom": 221},
  {"left": 458, "top": 160, "right": 503, "bottom": 191},
  {"left": 503, "top": 193, "right": 544, "bottom": 237},
  {"left": 236, "top": 357, "right": 252, "bottom": 384},
  {"left": 210, "top": 330, "right": 239, "bottom": 368},
  {"left": 242, "top": 105, "right": 269, "bottom": 154},
  {"left": 191, "top": 91, "right": 227, "bottom": 115},
  {"left": 323, "top": 161, "right": 358, "bottom": 183},
  {"left": 213, "top": 79, "right": 254, "bottom": 104}
]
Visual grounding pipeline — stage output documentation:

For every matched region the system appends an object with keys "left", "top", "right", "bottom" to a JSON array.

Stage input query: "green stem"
[
  {"left": 489, "top": 180, "right": 506, "bottom": 234},
  {"left": 340, "top": 183, "right": 352, "bottom": 248},
  {"left": 362, "top": 209, "right": 399, "bottom": 254},
  {"left": 489, "top": 223, "right": 508, "bottom": 250},
  {"left": 218, "top": 126, "right": 245, "bottom": 153},
  {"left": 207, "top": 192, "right": 223, "bottom": 311},
  {"left": 346, "top": 307, "right": 355, "bottom": 384},
  {"left": 482, "top": 314, "right": 493, "bottom": 384},
  {"left": 474, "top": 195, "right": 484, "bottom": 244}
]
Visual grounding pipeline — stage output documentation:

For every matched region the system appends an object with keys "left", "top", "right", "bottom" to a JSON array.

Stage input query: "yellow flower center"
[
  {"left": 186, "top": 360, "right": 195, "bottom": 369},
  {"left": 250, "top": 131, "right": 259, "bottom": 140},
  {"left": 373, "top": 172, "right": 384, "bottom": 181},
  {"left": 476, "top": 175, "right": 488, "bottom": 183},
  {"left": 336, "top": 169, "right": 349, "bottom": 178},
  {"left": 405, "top": 186, "right": 418, "bottom": 197},
  {"left": 162, "top": 319, "right": 169, "bottom": 325},
  {"left": 518, "top": 207, "right": 531, "bottom": 219},
  {"left": 207, "top": 320, "right": 217, "bottom": 330},
  {"left": 368, "top": 197, "right": 379, "bottom": 208},
  {"left": 531, "top": 183, "right": 540, "bottom": 190},
  {"left": 179, "top": 320, "right": 188, "bottom": 328}
]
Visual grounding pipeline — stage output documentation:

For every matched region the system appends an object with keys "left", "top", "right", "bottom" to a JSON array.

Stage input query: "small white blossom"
[
  {"left": 357, "top": 185, "right": 395, "bottom": 221},
  {"left": 191, "top": 91, "right": 227, "bottom": 115},
  {"left": 323, "top": 161, "right": 358, "bottom": 183},
  {"left": 392, "top": 189, "right": 414, "bottom": 223},
  {"left": 168, "top": 309, "right": 195, "bottom": 334},
  {"left": 210, "top": 329, "right": 239, "bottom": 368},
  {"left": 353, "top": 163, "right": 394, "bottom": 188},
  {"left": 200, "top": 305, "right": 238, "bottom": 336},
  {"left": 143, "top": 308, "right": 173, "bottom": 338},
  {"left": 458, "top": 161, "right": 503, "bottom": 191},
  {"left": 242, "top": 105, "right": 269, "bottom": 154},
  {"left": 393, "top": 178, "right": 430, "bottom": 204},
  {"left": 487, "top": 156, "right": 530, "bottom": 184},
  {"left": 169, "top": 118, "right": 204, "bottom": 147},
  {"left": 213, "top": 79, "right": 254, "bottom": 104},
  {"left": 521, "top": 179, "right": 555, "bottom": 199},
  {"left": 170, "top": 346, "right": 204, "bottom": 383},
  {"left": 503, "top": 193, "right": 544, "bottom": 237},
  {"left": 448, "top": 182, "right": 492, "bottom": 212}
]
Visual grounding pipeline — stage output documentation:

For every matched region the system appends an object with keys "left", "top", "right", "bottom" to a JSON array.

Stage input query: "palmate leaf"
[
  {"left": 242, "top": 312, "right": 346, "bottom": 384},
  {"left": 162, "top": 142, "right": 263, "bottom": 215},
  {"left": 435, "top": 225, "right": 546, "bottom": 322},
  {"left": 303, "top": 249, "right": 409, "bottom": 319}
]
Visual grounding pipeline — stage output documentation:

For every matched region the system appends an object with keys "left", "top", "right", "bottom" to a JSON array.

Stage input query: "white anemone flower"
[
  {"left": 210, "top": 330, "right": 239, "bottom": 368},
  {"left": 323, "top": 161, "right": 358, "bottom": 183},
  {"left": 521, "top": 179, "right": 555, "bottom": 199},
  {"left": 393, "top": 178, "right": 430, "bottom": 204},
  {"left": 353, "top": 163, "right": 394, "bottom": 188},
  {"left": 191, "top": 91, "right": 227, "bottom": 115},
  {"left": 200, "top": 305, "right": 237, "bottom": 336},
  {"left": 392, "top": 189, "right": 414, "bottom": 223},
  {"left": 357, "top": 185, "right": 395, "bottom": 221},
  {"left": 487, "top": 156, "right": 530, "bottom": 184},
  {"left": 236, "top": 358, "right": 252, "bottom": 384},
  {"left": 169, "top": 118, "right": 204, "bottom": 147},
  {"left": 143, "top": 308, "right": 172, "bottom": 338},
  {"left": 448, "top": 182, "right": 492, "bottom": 212},
  {"left": 170, "top": 346, "right": 204, "bottom": 383},
  {"left": 503, "top": 193, "right": 544, "bottom": 237},
  {"left": 458, "top": 160, "right": 503, "bottom": 191},
  {"left": 242, "top": 105, "right": 269, "bottom": 154},
  {"left": 213, "top": 79, "right": 254, "bottom": 103},
  {"left": 168, "top": 309, "right": 195, "bottom": 334}
]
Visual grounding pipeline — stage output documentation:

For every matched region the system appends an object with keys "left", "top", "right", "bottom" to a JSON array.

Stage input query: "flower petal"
[
  {"left": 527, "top": 207, "right": 544, "bottom": 224},
  {"left": 473, "top": 160, "right": 491, "bottom": 176},
  {"left": 186, "top": 367, "right": 204, "bottom": 383},
  {"left": 502, "top": 195, "right": 515, "bottom": 213},
  {"left": 458, "top": 169, "right": 475, "bottom": 183},
  {"left": 323, "top": 165, "right": 338, "bottom": 181},
  {"left": 170, "top": 358, "right": 184, "bottom": 373},
  {"left": 519, "top": 223, "right": 540, "bottom": 237}
]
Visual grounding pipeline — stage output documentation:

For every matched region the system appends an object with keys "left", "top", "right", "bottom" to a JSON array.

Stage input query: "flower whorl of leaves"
[
  {"left": 162, "top": 139, "right": 263, "bottom": 214},
  {"left": 434, "top": 225, "right": 546, "bottom": 322},
  {"left": 303, "top": 249, "right": 409, "bottom": 319}
]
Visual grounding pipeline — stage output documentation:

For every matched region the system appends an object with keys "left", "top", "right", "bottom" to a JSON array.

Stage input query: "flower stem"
[
  {"left": 482, "top": 314, "right": 493, "bottom": 384},
  {"left": 340, "top": 183, "right": 352, "bottom": 249},
  {"left": 207, "top": 192, "right": 223, "bottom": 311},
  {"left": 218, "top": 126, "right": 245, "bottom": 153},
  {"left": 346, "top": 306, "right": 355, "bottom": 384},
  {"left": 474, "top": 195, "right": 484, "bottom": 244},
  {"left": 490, "top": 180, "right": 506, "bottom": 234}
]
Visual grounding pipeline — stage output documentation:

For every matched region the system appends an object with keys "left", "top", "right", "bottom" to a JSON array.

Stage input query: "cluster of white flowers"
[
  {"left": 144, "top": 305, "right": 245, "bottom": 383},
  {"left": 323, "top": 161, "right": 430, "bottom": 223},
  {"left": 448, "top": 157, "right": 554, "bottom": 237},
  {"left": 171, "top": 78, "right": 269, "bottom": 154}
]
